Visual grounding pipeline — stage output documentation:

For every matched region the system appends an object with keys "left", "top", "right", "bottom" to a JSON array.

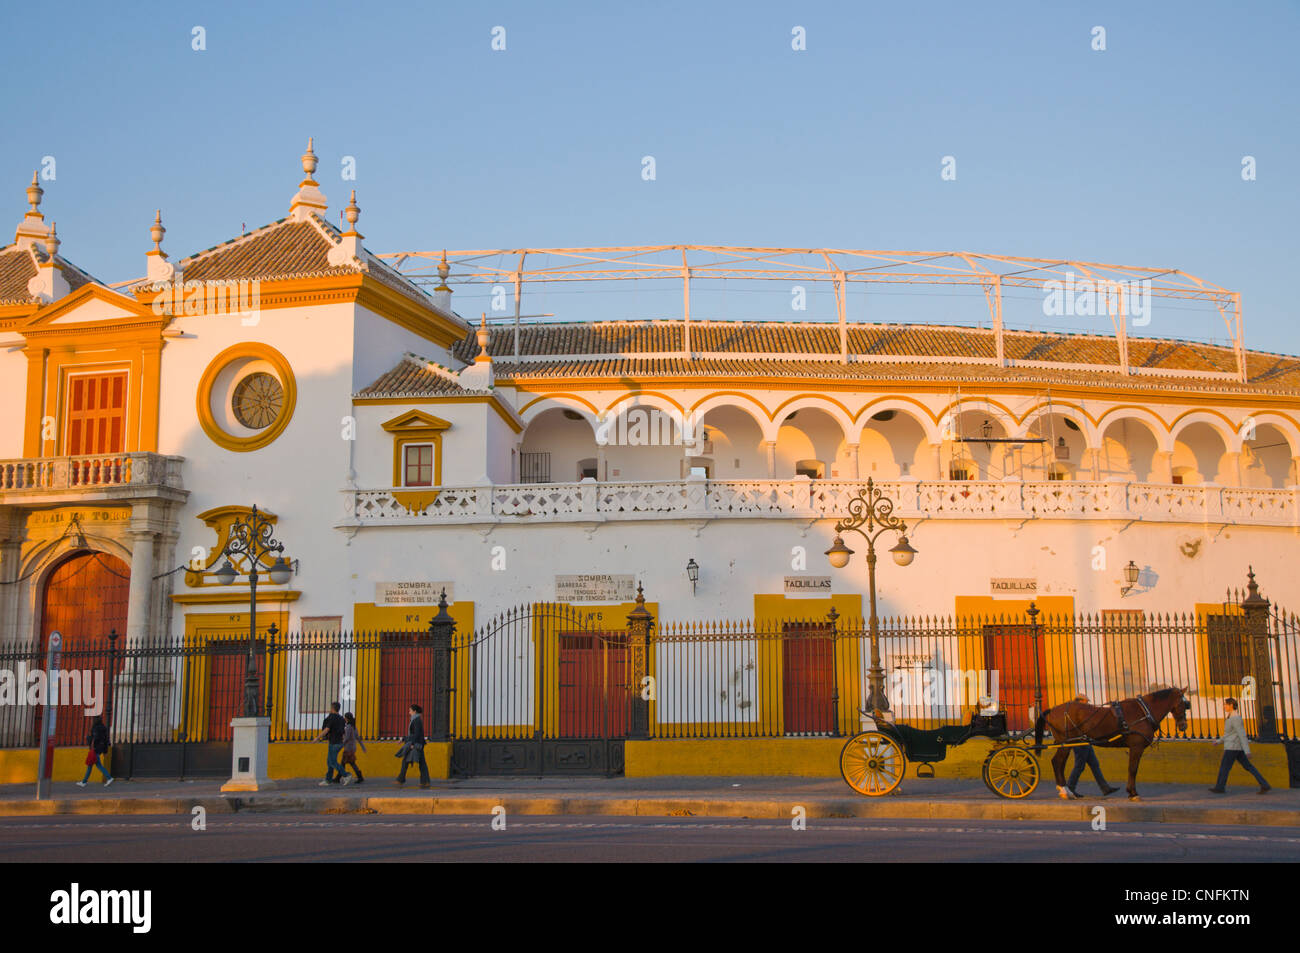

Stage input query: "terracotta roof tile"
[
  {"left": 0, "top": 245, "right": 100, "bottom": 304},
  {"left": 440, "top": 319, "right": 1300, "bottom": 396},
  {"left": 356, "top": 355, "right": 489, "bottom": 397}
]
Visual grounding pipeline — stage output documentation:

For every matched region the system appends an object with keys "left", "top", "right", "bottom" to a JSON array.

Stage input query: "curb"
[{"left": 0, "top": 794, "right": 1293, "bottom": 827}]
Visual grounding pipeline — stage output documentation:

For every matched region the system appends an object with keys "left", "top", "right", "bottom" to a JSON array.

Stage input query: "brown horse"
[{"left": 1034, "top": 687, "right": 1190, "bottom": 801}]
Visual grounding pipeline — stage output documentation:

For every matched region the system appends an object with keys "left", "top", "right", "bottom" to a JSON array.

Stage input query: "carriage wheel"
[
  {"left": 983, "top": 745, "right": 1040, "bottom": 799},
  {"left": 840, "top": 731, "right": 907, "bottom": 797}
]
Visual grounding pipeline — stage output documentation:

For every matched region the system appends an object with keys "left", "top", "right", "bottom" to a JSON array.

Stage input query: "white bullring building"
[{"left": 1, "top": 143, "right": 1297, "bottom": 774}]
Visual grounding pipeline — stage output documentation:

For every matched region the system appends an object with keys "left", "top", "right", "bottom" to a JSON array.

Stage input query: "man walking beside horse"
[
  {"left": 1208, "top": 697, "right": 1271, "bottom": 795},
  {"left": 1035, "top": 687, "right": 1190, "bottom": 801}
]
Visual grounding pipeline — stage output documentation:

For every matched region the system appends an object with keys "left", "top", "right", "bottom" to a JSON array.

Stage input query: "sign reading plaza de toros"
[
  {"left": 374, "top": 581, "right": 455, "bottom": 605},
  {"left": 555, "top": 574, "right": 637, "bottom": 603}
]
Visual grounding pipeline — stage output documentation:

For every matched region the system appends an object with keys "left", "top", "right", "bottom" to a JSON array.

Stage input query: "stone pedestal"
[{"left": 221, "top": 717, "right": 276, "bottom": 792}]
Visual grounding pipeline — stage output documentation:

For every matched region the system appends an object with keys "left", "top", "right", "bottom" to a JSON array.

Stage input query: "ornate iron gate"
[{"left": 451, "top": 604, "right": 634, "bottom": 776}]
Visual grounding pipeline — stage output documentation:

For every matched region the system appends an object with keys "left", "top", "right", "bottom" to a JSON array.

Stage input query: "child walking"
[{"left": 339, "top": 712, "right": 367, "bottom": 785}]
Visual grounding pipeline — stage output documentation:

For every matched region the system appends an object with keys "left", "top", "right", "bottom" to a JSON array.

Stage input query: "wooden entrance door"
[
  {"left": 983, "top": 625, "right": 1045, "bottom": 730},
  {"left": 206, "top": 640, "right": 265, "bottom": 741},
  {"left": 782, "top": 623, "right": 834, "bottom": 734},
  {"left": 558, "top": 632, "right": 628, "bottom": 738},
  {"left": 65, "top": 372, "right": 127, "bottom": 455},
  {"left": 379, "top": 633, "right": 434, "bottom": 738},
  {"left": 39, "top": 551, "right": 130, "bottom": 745}
]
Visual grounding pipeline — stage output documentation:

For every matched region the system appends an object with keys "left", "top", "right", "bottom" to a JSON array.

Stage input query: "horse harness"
[{"left": 1065, "top": 696, "right": 1157, "bottom": 744}]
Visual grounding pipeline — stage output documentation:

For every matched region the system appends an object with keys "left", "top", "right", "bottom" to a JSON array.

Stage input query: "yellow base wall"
[
  {"left": 626, "top": 738, "right": 1292, "bottom": 785},
  {"left": 267, "top": 742, "right": 451, "bottom": 780},
  {"left": 0, "top": 748, "right": 114, "bottom": 784}
]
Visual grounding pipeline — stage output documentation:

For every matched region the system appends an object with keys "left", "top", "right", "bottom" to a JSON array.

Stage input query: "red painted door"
[
  {"left": 206, "top": 640, "right": 265, "bottom": 741},
  {"left": 558, "top": 633, "right": 628, "bottom": 738},
  {"left": 783, "top": 623, "right": 834, "bottom": 734},
  {"left": 65, "top": 372, "right": 127, "bottom": 455},
  {"left": 379, "top": 633, "right": 433, "bottom": 738},
  {"left": 38, "top": 551, "right": 130, "bottom": 745},
  {"left": 983, "top": 625, "right": 1045, "bottom": 730}
]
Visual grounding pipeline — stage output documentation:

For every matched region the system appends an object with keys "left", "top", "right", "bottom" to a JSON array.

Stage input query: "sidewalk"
[{"left": 1, "top": 776, "right": 1295, "bottom": 826}]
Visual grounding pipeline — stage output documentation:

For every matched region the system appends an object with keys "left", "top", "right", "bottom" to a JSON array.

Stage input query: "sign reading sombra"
[
  {"left": 375, "top": 582, "right": 454, "bottom": 605},
  {"left": 555, "top": 574, "right": 636, "bottom": 603}
]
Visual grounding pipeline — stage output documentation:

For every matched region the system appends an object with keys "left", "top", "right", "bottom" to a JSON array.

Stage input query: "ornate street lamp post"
[
  {"left": 825, "top": 478, "right": 917, "bottom": 714},
  {"left": 213, "top": 505, "right": 293, "bottom": 717}
]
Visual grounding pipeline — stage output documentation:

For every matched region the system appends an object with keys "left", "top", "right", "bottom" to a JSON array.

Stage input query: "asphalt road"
[{"left": 3, "top": 814, "right": 1299, "bottom": 862}]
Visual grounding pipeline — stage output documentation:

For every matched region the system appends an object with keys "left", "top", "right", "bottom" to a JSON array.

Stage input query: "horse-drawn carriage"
[
  {"left": 840, "top": 708, "right": 1043, "bottom": 799},
  {"left": 841, "top": 685, "right": 1192, "bottom": 801}
]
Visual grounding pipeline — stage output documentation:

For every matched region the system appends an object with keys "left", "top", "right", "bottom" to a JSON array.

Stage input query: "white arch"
[
  {"left": 519, "top": 397, "right": 601, "bottom": 435},
  {"left": 1170, "top": 411, "right": 1238, "bottom": 454},
  {"left": 1238, "top": 412, "right": 1300, "bottom": 457},
  {"left": 1014, "top": 402, "right": 1100, "bottom": 449},
  {"left": 1096, "top": 407, "right": 1173, "bottom": 454},
  {"left": 691, "top": 393, "right": 777, "bottom": 442},
  {"left": 771, "top": 397, "right": 854, "bottom": 441},
  {"left": 849, "top": 399, "right": 941, "bottom": 445}
]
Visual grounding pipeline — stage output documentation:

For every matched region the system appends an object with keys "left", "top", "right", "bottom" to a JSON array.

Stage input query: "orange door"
[
  {"left": 983, "top": 625, "right": 1045, "bottom": 730},
  {"left": 379, "top": 634, "right": 434, "bottom": 738},
  {"left": 39, "top": 551, "right": 130, "bottom": 745},
  {"left": 558, "top": 633, "right": 628, "bottom": 738},
  {"left": 206, "top": 641, "right": 265, "bottom": 740},
  {"left": 782, "top": 624, "right": 834, "bottom": 734},
  {"left": 65, "top": 372, "right": 127, "bottom": 455}
]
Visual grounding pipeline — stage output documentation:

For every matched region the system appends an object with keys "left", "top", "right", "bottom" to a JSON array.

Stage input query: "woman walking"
[
  {"left": 339, "top": 712, "right": 368, "bottom": 785},
  {"left": 395, "top": 703, "right": 430, "bottom": 788},
  {"left": 77, "top": 716, "right": 114, "bottom": 787}
]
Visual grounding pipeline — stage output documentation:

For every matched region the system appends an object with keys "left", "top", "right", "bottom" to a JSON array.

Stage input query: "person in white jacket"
[{"left": 1208, "top": 697, "right": 1270, "bottom": 794}]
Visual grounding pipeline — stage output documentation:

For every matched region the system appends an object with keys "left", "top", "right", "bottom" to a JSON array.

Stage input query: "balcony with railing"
[
  {"left": 342, "top": 477, "right": 1300, "bottom": 528},
  {"left": 0, "top": 452, "right": 187, "bottom": 504}
]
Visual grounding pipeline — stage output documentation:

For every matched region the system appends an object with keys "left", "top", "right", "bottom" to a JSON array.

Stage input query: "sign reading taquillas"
[
  {"left": 784, "top": 576, "right": 832, "bottom": 596},
  {"left": 990, "top": 578, "right": 1037, "bottom": 595}
]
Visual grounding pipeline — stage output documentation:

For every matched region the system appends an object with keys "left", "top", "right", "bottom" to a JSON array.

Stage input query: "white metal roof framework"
[{"left": 378, "top": 246, "right": 1245, "bottom": 380}]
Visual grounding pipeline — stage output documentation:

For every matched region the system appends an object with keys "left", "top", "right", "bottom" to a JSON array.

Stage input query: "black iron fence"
[{"left": 2, "top": 594, "right": 1296, "bottom": 753}]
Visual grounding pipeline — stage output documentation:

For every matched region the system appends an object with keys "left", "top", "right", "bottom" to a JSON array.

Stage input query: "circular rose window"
[
  {"left": 232, "top": 372, "right": 284, "bottom": 429},
  {"left": 197, "top": 343, "right": 297, "bottom": 452}
]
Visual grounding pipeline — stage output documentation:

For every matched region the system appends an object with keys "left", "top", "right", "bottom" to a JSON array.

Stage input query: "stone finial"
[
  {"left": 14, "top": 171, "right": 49, "bottom": 249},
  {"left": 302, "top": 136, "right": 319, "bottom": 180},
  {"left": 343, "top": 190, "right": 361, "bottom": 232},
  {"left": 150, "top": 210, "right": 166, "bottom": 254},
  {"left": 436, "top": 249, "right": 451, "bottom": 289},
  {"left": 475, "top": 312, "right": 491, "bottom": 363},
  {"left": 289, "top": 136, "right": 329, "bottom": 221},
  {"left": 146, "top": 209, "right": 179, "bottom": 283},
  {"left": 26, "top": 171, "right": 43, "bottom": 212},
  {"left": 326, "top": 189, "right": 363, "bottom": 267},
  {"left": 27, "top": 219, "right": 69, "bottom": 302}
]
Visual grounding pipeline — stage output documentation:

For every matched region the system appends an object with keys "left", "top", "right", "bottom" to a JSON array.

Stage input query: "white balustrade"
[
  {"left": 345, "top": 478, "right": 1300, "bottom": 528},
  {"left": 0, "top": 452, "right": 184, "bottom": 494}
]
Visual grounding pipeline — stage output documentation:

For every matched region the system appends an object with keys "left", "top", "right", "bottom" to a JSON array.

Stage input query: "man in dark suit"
[
  {"left": 395, "top": 703, "right": 431, "bottom": 788},
  {"left": 1067, "top": 694, "right": 1119, "bottom": 797}
]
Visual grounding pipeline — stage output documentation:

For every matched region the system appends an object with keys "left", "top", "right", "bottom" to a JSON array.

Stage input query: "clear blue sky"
[{"left": 3, "top": 1, "right": 1296, "bottom": 353}]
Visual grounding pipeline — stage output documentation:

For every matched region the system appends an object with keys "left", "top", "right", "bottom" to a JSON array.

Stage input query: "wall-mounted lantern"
[
  {"left": 1121, "top": 560, "right": 1140, "bottom": 596},
  {"left": 686, "top": 558, "right": 699, "bottom": 594}
]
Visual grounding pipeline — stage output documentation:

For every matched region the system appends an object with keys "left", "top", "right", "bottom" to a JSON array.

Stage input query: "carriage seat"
[{"left": 892, "top": 711, "right": 1007, "bottom": 762}]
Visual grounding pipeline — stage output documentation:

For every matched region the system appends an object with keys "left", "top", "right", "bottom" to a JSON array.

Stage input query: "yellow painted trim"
[
  {"left": 686, "top": 389, "right": 775, "bottom": 420},
  {"left": 195, "top": 342, "right": 298, "bottom": 452},
  {"left": 604, "top": 390, "right": 687, "bottom": 415},
  {"left": 354, "top": 395, "right": 524, "bottom": 434},
  {"left": 517, "top": 393, "right": 601, "bottom": 418},
  {"left": 382, "top": 409, "right": 448, "bottom": 488},
  {"left": 1012, "top": 398, "right": 1098, "bottom": 428},
  {"left": 752, "top": 593, "right": 864, "bottom": 737},
  {"left": 180, "top": 610, "right": 290, "bottom": 742},
  {"left": 132, "top": 272, "right": 469, "bottom": 349},
  {"left": 770, "top": 392, "right": 857, "bottom": 424},
  {"left": 171, "top": 590, "right": 301, "bottom": 605},
  {"left": 852, "top": 394, "right": 942, "bottom": 425}
]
